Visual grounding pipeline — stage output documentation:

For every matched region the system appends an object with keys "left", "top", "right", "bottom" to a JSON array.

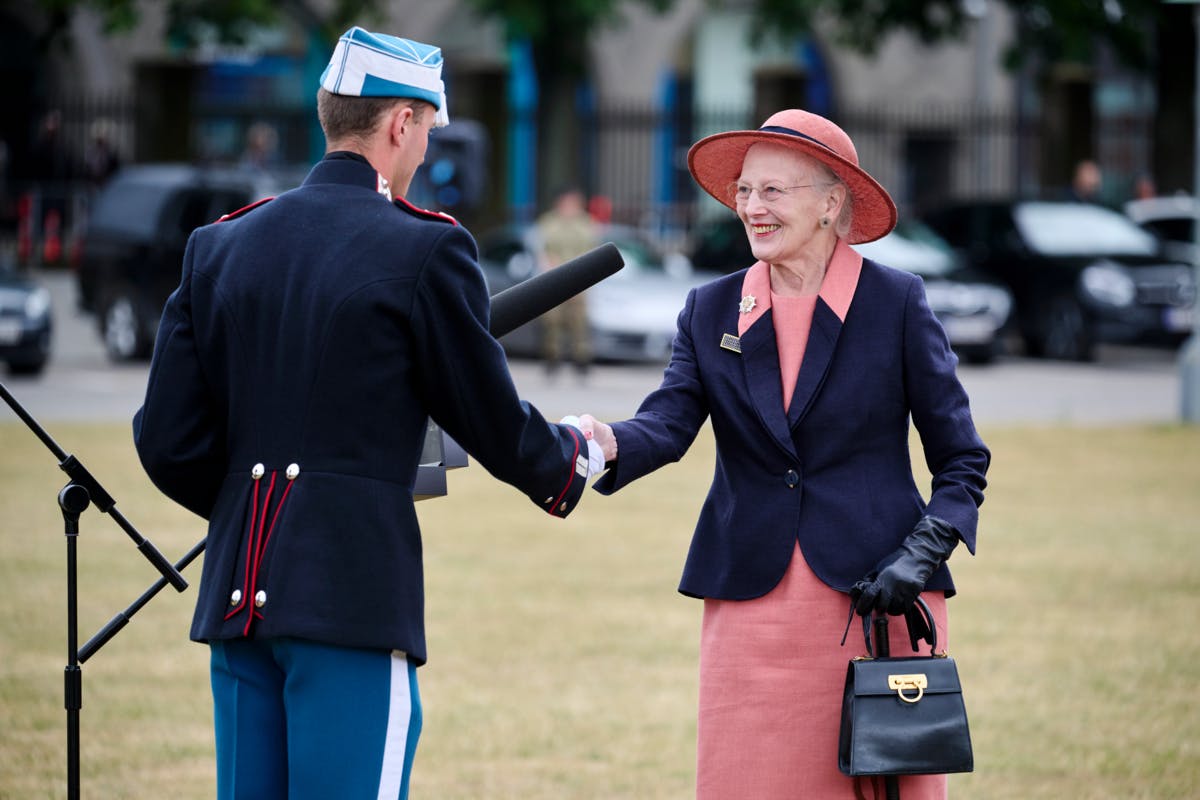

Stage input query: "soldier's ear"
[{"left": 386, "top": 104, "right": 414, "bottom": 146}]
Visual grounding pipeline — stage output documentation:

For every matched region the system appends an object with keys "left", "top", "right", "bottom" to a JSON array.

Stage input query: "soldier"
[
  {"left": 133, "top": 27, "right": 601, "bottom": 800},
  {"left": 534, "top": 185, "right": 599, "bottom": 376}
]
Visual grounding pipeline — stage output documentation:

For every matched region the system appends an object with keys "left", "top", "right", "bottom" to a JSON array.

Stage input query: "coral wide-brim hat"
[{"left": 687, "top": 109, "right": 897, "bottom": 244}]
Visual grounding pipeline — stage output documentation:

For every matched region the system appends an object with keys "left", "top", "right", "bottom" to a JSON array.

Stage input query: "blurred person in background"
[
  {"left": 1133, "top": 172, "right": 1157, "bottom": 201},
  {"left": 239, "top": 121, "right": 281, "bottom": 173},
  {"left": 1067, "top": 158, "right": 1103, "bottom": 203},
  {"left": 83, "top": 118, "right": 122, "bottom": 189},
  {"left": 28, "top": 110, "right": 74, "bottom": 185},
  {"left": 27, "top": 109, "right": 76, "bottom": 262},
  {"left": 534, "top": 184, "right": 598, "bottom": 377},
  {"left": 579, "top": 109, "right": 989, "bottom": 799}
]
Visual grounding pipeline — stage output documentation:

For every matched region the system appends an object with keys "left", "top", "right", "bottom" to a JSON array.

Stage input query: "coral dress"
[{"left": 695, "top": 243, "right": 950, "bottom": 799}]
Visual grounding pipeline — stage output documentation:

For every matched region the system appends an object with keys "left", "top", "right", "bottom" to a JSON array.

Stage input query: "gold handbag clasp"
[{"left": 888, "top": 673, "right": 928, "bottom": 703}]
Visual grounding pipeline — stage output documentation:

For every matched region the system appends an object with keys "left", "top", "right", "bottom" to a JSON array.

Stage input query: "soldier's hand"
[{"left": 579, "top": 414, "right": 617, "bottom": 463}]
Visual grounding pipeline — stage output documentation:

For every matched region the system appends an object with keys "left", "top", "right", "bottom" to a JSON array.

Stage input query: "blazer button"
[
  {"left": 784, "top": 469, "right": 799, "bottom": 489},
  {"left": 254, "top": 590, "right": 267, "bottom": 608},
  {"left": 230, "top": 589, "right": 242, "bottom": 606}
]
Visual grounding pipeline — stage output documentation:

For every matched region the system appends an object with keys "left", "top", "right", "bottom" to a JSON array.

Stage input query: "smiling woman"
[
  {"left": 731, "top": 145, "right": 846, "bottom": 290},
  {"left": 579, "top": 108, "right": 989, "bottom": 800}
]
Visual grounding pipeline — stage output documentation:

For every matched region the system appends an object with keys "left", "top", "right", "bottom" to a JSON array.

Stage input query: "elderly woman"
[{"left": 582, "top": 109, "right": 989, "bottom": 798}]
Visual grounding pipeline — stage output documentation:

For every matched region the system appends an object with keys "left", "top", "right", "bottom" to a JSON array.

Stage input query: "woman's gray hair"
[{"left": 811, "top": 160, "right": 854, "bottom": 239}]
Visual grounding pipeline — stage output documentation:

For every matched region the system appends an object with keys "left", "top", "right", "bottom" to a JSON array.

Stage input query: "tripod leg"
[{"left": 66, "top": 664, "right": 81, "bottom": 800}]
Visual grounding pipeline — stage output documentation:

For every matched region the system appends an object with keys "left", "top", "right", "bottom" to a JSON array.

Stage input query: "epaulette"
[
  {"left": 393, "top": 196, "right": 458, "bottom": 226},
  {"left": 215, "top": 196, "right": 274, "bottom": 223}
]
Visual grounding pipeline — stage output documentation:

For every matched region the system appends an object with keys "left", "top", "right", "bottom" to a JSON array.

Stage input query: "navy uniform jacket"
[
  {"left": 594, "top": 260, "right": 989, "bottom": 600},
  {"left": 133, "top": 153, "right": 588, "bottom": 665}
]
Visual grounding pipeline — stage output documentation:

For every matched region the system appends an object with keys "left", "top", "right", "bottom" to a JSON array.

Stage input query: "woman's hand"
[
  {"left": 850, "top": 517, "right": 959, "bottom": 616},
  {"left": 578, "top": 414, "right": 618, "bottom": 463}
]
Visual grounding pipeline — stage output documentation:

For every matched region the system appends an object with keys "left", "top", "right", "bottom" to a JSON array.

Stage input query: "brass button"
[
  {"left": 286, "top": 463, "right": 300, "bottom": 480},
  {"left": 252, "top": 463, "right": 265, "bottom": 480},
  {"left": 230, "top": 589, "right": 242, "bottom": 606},
  {"left": 254, "top": 590, "right": 267, "bottom": 608}
]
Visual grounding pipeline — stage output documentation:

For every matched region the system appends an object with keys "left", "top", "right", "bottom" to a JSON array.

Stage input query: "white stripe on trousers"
[{"left": 376, "top": 651, "right": 412, "bottom": 800}]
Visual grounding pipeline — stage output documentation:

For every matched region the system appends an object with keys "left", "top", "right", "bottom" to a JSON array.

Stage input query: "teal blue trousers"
[{"left": 210, "top": 638, "right": 421, "bottom": 800}]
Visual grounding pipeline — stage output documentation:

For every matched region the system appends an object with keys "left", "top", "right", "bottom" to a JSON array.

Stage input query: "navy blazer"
[
  {"left": 133, "top": 154, "right": 587, "bottom": 664},
  {"left": 594, "top": 259, "right": 989, "bottom": 600}
]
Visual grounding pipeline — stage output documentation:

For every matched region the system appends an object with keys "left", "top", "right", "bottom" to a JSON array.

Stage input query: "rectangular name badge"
[{"left": 720, "top": 333, "right": 742, "bottom": 354}]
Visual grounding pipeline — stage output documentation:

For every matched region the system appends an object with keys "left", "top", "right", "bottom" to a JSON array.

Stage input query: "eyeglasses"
[{"left": 729, "top": 182, "right": 822, "bottom": 205}]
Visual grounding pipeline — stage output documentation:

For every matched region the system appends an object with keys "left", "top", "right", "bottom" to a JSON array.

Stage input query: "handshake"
[{"left": 559, "top": 414, "right": 618, "bottom": 478}]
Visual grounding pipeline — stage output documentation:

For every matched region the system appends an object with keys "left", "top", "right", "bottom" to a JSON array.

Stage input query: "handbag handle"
[{"left": 856, "top": 596, "right": 938, "bottom": 658}]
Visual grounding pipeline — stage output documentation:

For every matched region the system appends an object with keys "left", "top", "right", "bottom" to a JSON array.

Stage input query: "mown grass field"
[{"left": 2, "top": 421, "right": 1198, "bottom": 798}]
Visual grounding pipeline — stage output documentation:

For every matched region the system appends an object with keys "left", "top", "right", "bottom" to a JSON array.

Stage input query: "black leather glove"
[{"left": 850, "top": 516, "right": 959, "bottom": 617}]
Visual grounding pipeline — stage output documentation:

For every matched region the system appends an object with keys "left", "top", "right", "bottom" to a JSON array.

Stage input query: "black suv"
[
  {"left": 78, "top": 164, "right": 306, "bottom": 360},
  {"left": 924, "top": 199, "right": 1196, "bottom": 360}
]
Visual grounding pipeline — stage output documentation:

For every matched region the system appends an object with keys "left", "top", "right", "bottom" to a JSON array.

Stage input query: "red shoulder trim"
[
  {"left": 216, "top": 196, "right": 274, "bottom": 223},
  {"left": 393, "top": 196, "right": 458, "bottom": 226}
]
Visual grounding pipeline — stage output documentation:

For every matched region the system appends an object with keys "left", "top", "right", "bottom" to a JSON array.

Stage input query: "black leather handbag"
[{"left": 837, "top": 597, "right": 974, "bottom": 777}]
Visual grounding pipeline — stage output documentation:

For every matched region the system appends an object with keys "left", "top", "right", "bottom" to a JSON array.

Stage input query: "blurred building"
[{"left": 1, "top": 0, "right": 1186, "bottom": 242}]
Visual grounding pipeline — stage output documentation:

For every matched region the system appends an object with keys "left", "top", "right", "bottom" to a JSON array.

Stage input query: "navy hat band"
[{"left": 757, "top": 125, "right": 838, "bottom": 154}]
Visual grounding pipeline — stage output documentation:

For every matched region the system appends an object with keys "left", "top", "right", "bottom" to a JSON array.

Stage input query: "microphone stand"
[
  {"left": 6, "top": 379, "right": 457, "bottom": 798},
  {"left": 1, "top": 381, "right": 188, "bottom": 800}
]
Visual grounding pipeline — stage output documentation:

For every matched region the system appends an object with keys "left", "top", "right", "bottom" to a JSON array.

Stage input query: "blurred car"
[
  {"left": 689, "top": 216, "right": 1013, "bottom": 363},
  {"left": 1124, "top": 194, "right": 1198, "bottom": 266},
  {"left": 0, "top": 264, "right": 52, "bottom": 375},
  {"left": 77, "top": 163, "right": 306, "bottom": 361},
  {"left": 852, "top": 219, "right": 1012, "bottom": 363},
  {"left": 924, "top": 200, "right": 1196, "bottom": 361},
  {"left": 477, "top": 224, "right": 714, "bottom": 362}
]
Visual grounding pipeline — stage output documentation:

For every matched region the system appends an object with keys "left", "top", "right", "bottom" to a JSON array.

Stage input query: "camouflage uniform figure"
[{"left": 535, "top": 187, "right": 598, "bottom": 373}]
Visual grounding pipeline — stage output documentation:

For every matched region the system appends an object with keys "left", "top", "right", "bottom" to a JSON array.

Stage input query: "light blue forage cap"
[{"left": 320, "top": 27, "right": 449, "bottom": 127}]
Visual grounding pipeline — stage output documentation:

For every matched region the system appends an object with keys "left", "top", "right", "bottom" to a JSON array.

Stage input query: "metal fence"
[
  {"left": 562, "top": 102, "right": 1149, "bottom": 239},
  {"left": 5, "top": 91, "right": 1152, "bottom": 268}
]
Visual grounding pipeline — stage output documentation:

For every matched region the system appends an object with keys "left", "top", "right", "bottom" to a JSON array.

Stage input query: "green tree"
[
  {"left": 35, "top": 0, "right": 1163, "bottom": 78},
  {"left": 761, "top": 0, "right": 1171, "bottom": 191},
  {"left": 36, "top": 0, "right": 375, "bottom": 46},
  {"left": 752, "top": 0, "right": 1157, "bottom": 71},
  {"left": 36, "top": 0, "right": 1177, "bottom": 193}
]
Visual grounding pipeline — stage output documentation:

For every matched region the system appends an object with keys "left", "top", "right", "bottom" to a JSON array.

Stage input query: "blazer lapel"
[
  {"left": 786, "top": 299, "right": 843, "bottom": 428},
  {"left": 739, "top": 310, "right": 798, "bottom": 459}
]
